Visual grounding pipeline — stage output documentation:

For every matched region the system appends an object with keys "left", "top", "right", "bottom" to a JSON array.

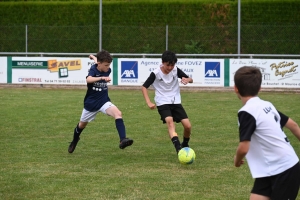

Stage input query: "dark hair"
[
  {"left": 96, "top": 50, "right": 113, "bottom": 63},
  {"left": 162, "top": 50, "right": 177, "bottom": 65},
  {"left": 234, "top": 66, "right": 262, "bottom": 97}
]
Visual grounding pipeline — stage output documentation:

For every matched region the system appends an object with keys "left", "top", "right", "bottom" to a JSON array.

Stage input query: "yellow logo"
[
  {"left": 270, "top": 61, "right": 298, "bottom": 77},
  {"left": 47, "top": 59, "right": 81, "bottom": 72}
]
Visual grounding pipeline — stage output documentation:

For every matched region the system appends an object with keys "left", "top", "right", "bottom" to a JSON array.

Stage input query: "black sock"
[
  {"left": 171, "top": 136, "right": 181, "bottom": 153},
  {"left": 182, "top": 137, "right": 190, "bottom": 147},
  {"left": 73, "top": 123, "right": 84, "bottom": 141}
]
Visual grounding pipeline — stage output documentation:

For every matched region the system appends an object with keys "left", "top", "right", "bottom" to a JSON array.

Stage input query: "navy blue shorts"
[
  {"left": 157, "top": 104, "right": 188, "bottom": 123},
  {"left": 251, "top": 162, "right": 300, "bottom": 200}
]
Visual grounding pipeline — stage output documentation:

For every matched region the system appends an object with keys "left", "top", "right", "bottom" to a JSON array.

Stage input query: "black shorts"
[
  {"left": 157, "top": 104, "right": 188, "bottom": 123},
  {"left": 251, "top": 162, "right": 300, "bottom": 200}
]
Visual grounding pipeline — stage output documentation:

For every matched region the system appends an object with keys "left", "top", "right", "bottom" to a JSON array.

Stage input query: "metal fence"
[{"left": 0, "top": 24, "right": 299, "bottom": 55}]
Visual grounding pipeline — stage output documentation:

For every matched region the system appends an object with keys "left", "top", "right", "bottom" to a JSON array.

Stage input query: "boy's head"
[
  {"left": 162, "top": 50, "right": 177, "bottom": 66},
  {"left": 96, "top": 50, "right": 113, "bottom": 72},
  {"left": 161, "top": 51, "right": 178, "bottom": 74},
  {"left": 96, "top": 50, "right": 113, "bottom": 63},
  {"left": 234, "top": 66, "right": 262, "bottom": 97}
]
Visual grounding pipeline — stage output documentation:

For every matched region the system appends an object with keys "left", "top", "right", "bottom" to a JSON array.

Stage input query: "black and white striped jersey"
[
  {"left": 238, "top": 96, "right": 299, "bottom": 178},
  {"left": 143, "top": 66, "right": 189, "bottom": 106}
]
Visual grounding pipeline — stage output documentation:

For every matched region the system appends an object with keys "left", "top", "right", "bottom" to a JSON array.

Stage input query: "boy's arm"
[
  {"left": 234, "top": 141, "right": 250, "bottom": 167},
  {"left": 177, "top": 68, "right": 193, "bottom": 84},
  {"left": 86, "top": 76, "right": 111, "bottom": 83},
  {"left": 89, "top": 54, "right": 97, "bottom": 63},
  {"left": 234, "top": 111, "right": 255, "bottom": 167},
  {"left": 181, "top": 77, "right": 193, "bottom": 84},
  {"left": 86, "top": 67, "right": 111, "bottom": 84},
  {"left": 142, "top": 72, "right": 156, "bottom": 109},
  {"left": 278, "top": 110, "right": 300, "bottom": 141},
  {"left": 142, "top": 86, "right": 156, "bottom": 109},
  {"left": 284, "top": 118, "right": 300, "bottom": 141}
]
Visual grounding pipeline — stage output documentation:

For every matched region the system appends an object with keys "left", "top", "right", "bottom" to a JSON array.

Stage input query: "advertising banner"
[
  {"left": 0, "top": 57, "right": 7, "bottom": 83},
  {"left": 118, "top": 58, "right": 224, "bottom": 87},
  {"left": 229, "top": 59, "right": 300, "bottom": 88},
  {"left": 10, "top": 57, "right": 113, "bottom": 85}
]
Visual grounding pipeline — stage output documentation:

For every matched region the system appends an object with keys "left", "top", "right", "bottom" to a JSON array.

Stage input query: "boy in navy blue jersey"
[
  {"left": 68, "top": 50, "right": 133, "bottom": 153},
  {"left": 233, "top": 66, "right": 300, "bottom": 200}
]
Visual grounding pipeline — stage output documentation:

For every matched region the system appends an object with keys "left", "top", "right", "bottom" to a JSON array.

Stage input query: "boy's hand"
[
  {"left": 147, "top": 102, "right": 156, "bottom": 110},
  {"left": 102, "top": 77, "right": 111, "bottom": 83},
  {"left": 181, "top": 77, "right": 189, "bottom": 85},
  {"left": 234, "top": 155, "right": 245, "bottom": 167},
  {"left": 89, "top": 55, "right": 97, "bottom": 63}
]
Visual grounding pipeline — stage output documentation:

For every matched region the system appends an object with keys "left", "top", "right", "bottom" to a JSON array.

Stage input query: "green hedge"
[
  {"left": 0, "top": 1, "right": 299, "bottom": 54},
  {"left": 1, "top": 1, "right": 298, "bottom": 26}
]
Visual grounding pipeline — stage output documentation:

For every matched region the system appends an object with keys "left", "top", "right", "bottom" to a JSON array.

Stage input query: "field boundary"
[{"left": 0, "top": 84, "right": 300, "bottom": 93}]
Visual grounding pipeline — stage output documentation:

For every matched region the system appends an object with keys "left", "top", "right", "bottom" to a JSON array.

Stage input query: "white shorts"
[{"left": 80, "top": 102, "right": 115, "bottom": 122}]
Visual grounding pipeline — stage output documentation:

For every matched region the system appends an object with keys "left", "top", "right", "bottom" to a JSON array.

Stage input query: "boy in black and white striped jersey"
[{"left": 233, "top": 66, "right": 300, "bottom": 200}]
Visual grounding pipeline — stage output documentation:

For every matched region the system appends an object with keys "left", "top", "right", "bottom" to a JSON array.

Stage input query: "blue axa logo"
[
  {"left": 205, "top": 62, "right": 220, "bottom": 78},
  {"left": 121, "top": 61, "right": 138, "bottom": 79}
]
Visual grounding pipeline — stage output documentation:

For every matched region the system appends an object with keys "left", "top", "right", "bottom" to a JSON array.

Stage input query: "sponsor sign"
[
  {"left": 120, "top": 61, "right": 138, "bottom": 84},
  {"left": 0, "top": 57, "right": 7, "bottom": 83},
  {"left": 229, "top": 59, "right": 300, "bottom": 88},
  {"left": 203, "top": 61, "right": 222, "bottom": 86},
  {"left": 10, "top": 57, "right": 112, "bottom": 85},
  {"left": 118, "top": 58, "right": 224, "bottom": 87}
]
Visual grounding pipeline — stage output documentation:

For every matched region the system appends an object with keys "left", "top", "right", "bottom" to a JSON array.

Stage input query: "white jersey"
[
  {"left": 142, "top": 66, "right": 188, "bottom": 106},
  {"left": 238, "top": 97, "right": 299, "bottom": 178}
]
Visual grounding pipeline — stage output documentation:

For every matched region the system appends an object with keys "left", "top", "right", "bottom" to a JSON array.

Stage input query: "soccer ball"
[{"left": 178, "top": 147, "right": 196, "bottom": 165}]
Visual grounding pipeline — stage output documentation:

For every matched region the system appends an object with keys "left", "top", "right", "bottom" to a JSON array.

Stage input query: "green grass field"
[{"left": 1, "top": 87, "right": 300, "bottom": 199}]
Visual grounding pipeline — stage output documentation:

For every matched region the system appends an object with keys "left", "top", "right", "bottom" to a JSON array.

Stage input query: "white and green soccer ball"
[{"left": 178, "top": 147, "right": 196, "bottom": 165}]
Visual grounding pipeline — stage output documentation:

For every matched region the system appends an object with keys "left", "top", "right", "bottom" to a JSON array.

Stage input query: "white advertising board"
[
  {"left": 229, "top": 59, "right": 300, "bottom": 88},
  {"left": 0, "top": 57, "right": 7, "bottom": 83},
  {"left": 11, "top": 57, "right": 113, "bottom": 85},
  {"left": 118, "top": 58, "right": 224, "bottom": 87}
]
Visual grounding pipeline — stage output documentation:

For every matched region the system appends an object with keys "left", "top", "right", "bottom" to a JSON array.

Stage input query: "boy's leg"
[
  {"left": 249, "top": 194, "right": 270, "bottom": 200},
  {"left": 68, "top": 122, "right": 87, "bottom": 153},
  {"left": 165, "top": 117, "right": 182, "bottom": 153},
  {"left": 104, "top": 104, "right": 133, "bottom": 149},
  {"left": 115, "top": 118, "right": 126, "bottom": 141},
  {"left": 171, "top": 135, "right": 182, "bottom": 154},
  {"left": 115, "top": 118, "right": 133, "bottom": 149},
  {"left": 181, "top": 118, "right": 191, "bottom": 147},
  {"left": 270, "top": 162, "right": 300, "bottom": 200},
  {"left": 250, "top": 177, "right": 272, "bottom": 200},
  {"left": 250, "top": 163, "right": 300, "bottom": 200},
  {"left": 158, "top": 105, "right": 182, "bottom": 154},
  {"left": 68, "top": 109, "right": 96, "bottom": 153},
  {"left": 172, "top": 105, "right": 191, "bottom": 148},
  {"left": 181, "top": 137, "right": 190, "bottom": 148}
]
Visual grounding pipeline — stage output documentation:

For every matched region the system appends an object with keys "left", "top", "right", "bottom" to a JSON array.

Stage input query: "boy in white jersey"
[
  {"left": 142, "top": 50, "right": 193, "bottom": 154},
  {"left": 233, "top": 66, "right": 300, "bottom": 200},
  {"left": 68, "top": 50, "right": 133, "bottom": 153}
]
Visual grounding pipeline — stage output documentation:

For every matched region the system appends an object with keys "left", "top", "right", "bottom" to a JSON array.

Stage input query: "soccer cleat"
[
  {"left": 68, "top": 138, "right": 80, "bottom": 153},
  {"left": 181, "top": 142, "right": 189, "bottom": 148},
  {"left": 176, "top": 146, "right": 182, "bottom": 154},
  {"left": 119, "top": 138, "right": 133, "bottom": 149}
]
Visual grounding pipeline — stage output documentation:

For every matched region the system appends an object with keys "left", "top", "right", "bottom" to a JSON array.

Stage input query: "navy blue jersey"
[{"left": 83, "top": 64, "right": 111, "bottom": 112}]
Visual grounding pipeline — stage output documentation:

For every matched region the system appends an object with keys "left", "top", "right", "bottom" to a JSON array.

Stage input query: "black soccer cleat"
[
  {"left": 181, "top": 142, "right": 189, "bottom": 148},
  {"left": 176, "top": 148, "right": 181, "bottom": 154},
  {"left": 119, "top": 138, "right": 133, "bottom": 149},
  {"left": 68, "top": 138, "right": 80, "bottom": 153},
  {"left": 176, "top": 146, "right": 182, "bottom": 154}
]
